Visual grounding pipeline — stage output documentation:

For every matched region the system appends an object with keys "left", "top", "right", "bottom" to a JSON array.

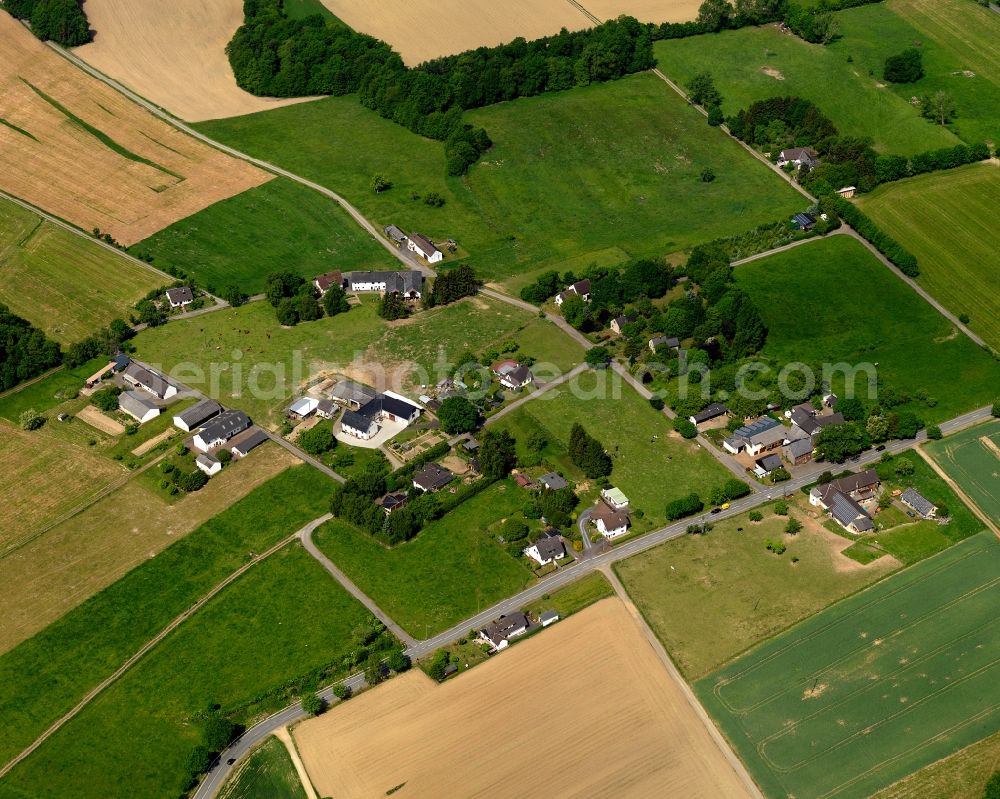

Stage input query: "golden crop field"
[
  {"left": 0, "top": 444, "right": 296, "bottom": 655},
  {"left": 581, "top": 0, "right": 702, "bottom": 24},
  {"left": 317, "top": 0, "right": 593, "bottom": 65},
  {"left": 295, "top": 598, "right": 753, "bottom": 798},
  {"left": 74, "top": 0, "right": 317, "bottom": 122},
  {"left": 0, "top": 12, "right": 269, "bottom": 244}
]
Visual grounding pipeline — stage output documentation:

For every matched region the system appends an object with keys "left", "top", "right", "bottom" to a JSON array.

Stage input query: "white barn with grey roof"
[
  {"left": 173, "top": 399, "right": 222, "bottom": 432},
  {"left": 119, "top": 390, "right": 161, "bottom": 424},
  {"left": 193, "top": 410, "right": 251, "bottom": 452}
]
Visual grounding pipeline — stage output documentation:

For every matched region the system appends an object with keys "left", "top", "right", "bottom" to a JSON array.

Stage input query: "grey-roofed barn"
[{"left": 173, "top": 398, "right": 222, "bottom": 432}]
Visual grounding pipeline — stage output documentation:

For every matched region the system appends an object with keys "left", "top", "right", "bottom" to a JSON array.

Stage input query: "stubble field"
[
  {"left": 0, "top": 12, "right": 269, "bottom": 244},
  {"left": 294, "top": 597, "right": 754, "bottom": 799},
  {"left": 74, "top": 0, "right": 316, "bottom": 121}
]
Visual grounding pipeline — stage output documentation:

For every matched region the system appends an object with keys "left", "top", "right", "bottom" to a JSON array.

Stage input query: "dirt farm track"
[
  {"left": 294, "top": 598, "right": 753, "bottom": 798},
  {"left": 73, "top": 0, "right": 317, "bottom": 122},
  {"left": 0, "top": 12, "right": 269, "bottom": 244}
]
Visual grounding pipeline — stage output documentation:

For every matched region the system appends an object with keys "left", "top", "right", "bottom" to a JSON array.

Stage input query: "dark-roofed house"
[
  {"left": 165, "top": 286, "right": 194, "bottom": 308},
  {"left": 493, "top": 360, "right": 533, "bottom": 391},
  {"left": 123, "top": 363, "right": 177, "bottom": 400},
  {"left": 523, "top": 531, "right": 566, "bottom": 565},
  {"left": 479, "top": 612, "right": 529, "bottom": 651},
  {"left": 778, "top": 147, "right": 819, "bottom": 169},
  {"left": 346, "top": 271, "right": 423, "bottom": 299},
  {"left": 754, "top": 453, "right": 784, "bottom": 478},
  {"left": 810, "top": 469, "right": 881, "bottom": 509},
  {"left": 829, "top": 491, "right": 874, "bottom": 533},
  {"left": 538, "top": 472, "right": 568, "bottom": 491},
  {"left": 792, "top": 212, "right": 817, "bottom": 231},
  {"left": 193, "top": 410, "right": 251, "bottom": 452},
  {"left": 901, "top": 488, "right": 937, "bottom": 519},
  {"left": 330, "top": 380, "right": 377, "bottom": 410},
  {"left": 341, "top": 409, "right": 379, "bottom": 440},
  {"left": 592, "top": 502, "right": 630, "bottom": 539},
  {"left": 610, "top": 314, "right": 637, "bottom": 335},
  {"left": 313, "top": 271, "right": 343, "bottom": 295},
  {"left": 649, "top": 335, "right": 679, "bottom": 354},
  {"left": 785, "top": 435, "right": 814, "bottom": 465},
  {"left": 119, "top": 390, "right": 161, "bottom": 424},
  {"left": 407, "top": 232, "right": 443, "bottom": 263},
  {"left": 689, "top": 402, "right": 729, "bottom": 428},
  {"left": 173, "top": 398, "right": 222, "bottom": 432},
  {"left": 789, "top": 403, "right": 845, "bottom": 439},
  {"left": 196, "top": 452, "right": 222, "bottom": 476},
  {"left": 413, "top": 463, "right": 453, "bottom": 492},
  {"left": 315, "top": 399, "right": 336, "bottom": 419},
  {"left": 554, "top": 279, "right": 591, "bottom": 305},
  {"left": 377, "top": 492, "right": 409, "bottom": 515},
  {"left": 230, "top": 427, "right": 269, "bottom": 457},
  {"left": 384, "top": 225, "right": 407, "bottom": 246}
]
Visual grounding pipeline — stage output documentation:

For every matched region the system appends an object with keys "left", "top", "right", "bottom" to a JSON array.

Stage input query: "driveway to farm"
[{"left": 577, "top": 506, "right": 594, "bottom": 551}]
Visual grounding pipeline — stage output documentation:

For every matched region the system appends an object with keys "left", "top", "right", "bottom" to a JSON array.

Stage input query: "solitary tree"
[
  {"left": 298, "top": 423, "right": 336, "bottom": 455},
  {"left": 922, "top": 91, "right": 957, "bottom": 126},
  {"left": 437, "top": 396, "right": 478, "bottom": 434},
  {"left": 322, "top": 285, "right": 350, "bottom": 316},
  {"left": 301, "top": 692, "right": 326, "bottom": 716},
  {"left": 687, "top": 72, "right": 722, "bottom": 108},
  {"left": 478, "top": 429, "right": 517, "bottom": 479},
  {"left": 371, "top": 174, "right": 392, "bottom": 193}
]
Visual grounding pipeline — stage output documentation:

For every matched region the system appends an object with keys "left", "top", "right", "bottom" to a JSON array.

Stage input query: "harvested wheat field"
[
  {"left": 580, "top": 0, "right": 701, "bottom": 24},
  {"left": 0, "top": 444, "right": 296, "bottom": 654},
  {"left": 295, "top": 598, "right": 753, "bottom": 799},
  {"left": 0, "top": 12, "right": 269, "bottom": 244},
  {"left": 75, "top": 0, "right": 317, "bottom": 121},
  {"left": 318, "top": 0, "right": 593, "bottom": 65}
]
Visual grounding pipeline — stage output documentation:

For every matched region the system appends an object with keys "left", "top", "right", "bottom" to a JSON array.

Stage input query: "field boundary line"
[
  {"left": 0, "top": 364, "right": 64, "bottom": 400},
  {"left": 602, "top": 566, "right": 766, "bottom": 799},
  {"left": 274, "top": 726, "right": 320, "bottom": 799},
  {"left": 0, "top": 528, "right": 304, "bottom": 780},
  {"left": 916, "top": 444, "right": 1000, "bottom": 538}
]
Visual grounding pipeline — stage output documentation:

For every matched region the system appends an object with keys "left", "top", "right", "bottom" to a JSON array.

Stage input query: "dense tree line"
[
  {"left": 828, "top": 197, "right": 920, "bottom": 276},
  {"left": 65, "top": 318, "right": 134, "bottom": 368},
  {"left": 0, "top": 304, "right": 62, "bottom": 390},
  {"left": 426, "top": 265, "right": 479, "bottom": 307},
  {"left": 4, "top": 0, "right": 91, "bottom": 46},
  {"left": 568, "top": 423, "right": 612, "bottom": 479}
]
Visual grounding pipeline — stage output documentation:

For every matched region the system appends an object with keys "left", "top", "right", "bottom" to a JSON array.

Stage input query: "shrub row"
[{"left": 829, "top": 196, "right": 920, "bottom": 276}]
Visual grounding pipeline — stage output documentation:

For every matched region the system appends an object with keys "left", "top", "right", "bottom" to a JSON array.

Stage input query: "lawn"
[
  {"left": 614, "top": 505, "right": 897, "bottom": 679},
  {"left": 655, "top": 26, "right": 957, "bottom": 155},
  {"left": 133, "top": 178, "right": 396, "bottom": 294},
  {"left": 313, "top": 481, "right": 535, "bottom": 637},
  {"left": 0, "top": 355, "right": 107, "bottom": 421},
  {"left": 837, "top": 0, "right": 1000, "bottom": 147},
  {"left": 734, "top": 235, "right": 1000, "bottom": 424},
  {"left": 870, "top": 730, "right": 1000, "bottom": 799},
  {"left": 857, "top": 164, "right": 1000, "bottom": 353},
  {"left": 0, "top": 199, "right": 163, "bottom": 343},
  {"left": 925, "top": 420, "right": 1000, "bottom": 525},
  {"left": 695, "top": 530, "right": 1000, "bottom": 799},
  {"left": 0, "top": 544, "right": 379, "bottom": 799},
  {"left": 0, "top": 466, "right": 333, "bottom": 767},
  {"left": 523, "top": 571, "right": 614, "bottom": 621},
  {"left": 491, "top": 373, "right": 735, "bottom": 526},
  {"left": 219, "top": 736, "right": 307, "bottom": 799},
  {"left": 196, "top": 73, "right": 803, "bottom": 286},
  {"left": 133, "top": 295, "right": 578, "bottom": 427}
]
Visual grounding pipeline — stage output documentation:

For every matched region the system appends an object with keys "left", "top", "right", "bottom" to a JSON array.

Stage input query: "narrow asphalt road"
[
  {"left": 577, "top": 506, "right": 594, "bottom": 551},
  {"left": 299, "top": 517, "right": 417, "bottom": 648},
  {"left": 191, "top": 402, "right": 994, "bottom": 797}
]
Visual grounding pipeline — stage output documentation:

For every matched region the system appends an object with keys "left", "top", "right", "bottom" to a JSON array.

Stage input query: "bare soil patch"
[
  {"left": 74, "top": 0, "right": 318, "bottom": 122},
  {"left": 0, "top": 444, "right": 296, "bottom": 654},
  {"left": 318, "top": 0, "right": 593, "bottom": 66},
  {"left": 0, "top": 13, "right": 269, "bottom": 244},
  {"left": 761, "top": 65, "right": 785, "bottom": 80},
  {"left": 295, "top": 598, "right": 753, "bottom": 798},
  {"left": 130, "top": 428, "right": 172, "bottom": 456},
  {"left": 797, "top": 505, "right": 900, "bottom": 574},
  {"left": 76, "top": 405, "right": 126, "bottom": 436}
]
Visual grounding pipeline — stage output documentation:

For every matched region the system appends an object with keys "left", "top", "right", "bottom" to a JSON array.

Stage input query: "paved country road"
[{"left": 193, "top": 404, "right": 994, "bottom": 797}]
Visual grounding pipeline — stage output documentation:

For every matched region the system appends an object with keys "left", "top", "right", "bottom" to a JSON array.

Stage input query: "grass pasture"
[
  {"left": 734, "top": 235, "right": 1000, "bottom": 424},
  {"left": 615, "top": 506, "right": 897, "bottom": 679},
  {"left": 655, "top": 26, "right": 957, "bottom": 155},
  {"left": 925, "top": 420, "right": 1000, "bottom": 526},
  {"left": 0, "top": 544, "right": 377, "bottom": 799},
  {"left": 197, "top": 73, "right": 803, "bottom": 286},
  {"left": 0, "top": 466, "right": 333, "bottom": 769},
  {"left": 857, "top": 164, "right": 1000, "bottom": 352},
  {"left": 136, "top": 178, "right": 396, "bottom": 294},
  {"left": 696, "top": 531, "right": 1000, "bottom": 799},
  {"left": 293, "top": 599, "right": 755, "bottom": 799},
  {"left": 219, "top": 736, "right": 306, "bottom": 799},
  {"left": 492, "top": 374, "right": 736, "bottom": 526},
  {"left": 0, "top": 199, "right": 163, "bottom": 342},
  {"left": 314, "top": 481, "right": 534, "bottom": 636}
]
